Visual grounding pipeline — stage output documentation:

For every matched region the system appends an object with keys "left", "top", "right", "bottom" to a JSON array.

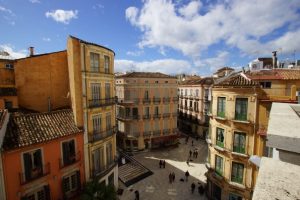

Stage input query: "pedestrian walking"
[
  {"left": 189, "top": 150, "right": 192, "bottom": 157},
  {"left": 135, "top": 190, "right": 140, "bottom": 200},
  {"left": 163, "top": 160, "right": 166, "bottom": 168},
  {"left": 172, "top": 172, "right": 175, "bottom": 182},
  {"left": 185, "top": 170, "right": 190, "bottom": 181},
  {"left": 159, "top": 160, "right": 162, "bottom": 168},
  {"left": 195, "top": 151, "right": 198, "bottom": 158},
  {"left": 169, "top": 173, "right": 173, "bottom": 184},
  {"left": 192, "top": 140, "right": 194, "bottom": 146},
  {"left": 186, "top": 159, "right": 190, "bottom": 166},
  {"left": 193, "top": 150, "right": 196, "bottom": 158},
  {"left": 198, "top": 184, "right": 204, "bottom": 195},
  {"left": 191, "top": 182, "right": 196, "bottom": 194}
]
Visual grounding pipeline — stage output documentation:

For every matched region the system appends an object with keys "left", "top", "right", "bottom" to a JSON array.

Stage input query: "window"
[
  {"left": 104, "top": 56, "right": 110, "bottom": 73},
  {"left": 24, "top": 186, "right": 50, "bottom": 200},
  {"left": 92, "top": 115, "right": 101, "bottom": 133},
  {"left": 106, "top": 113, "right": 112, "bottom": 130},
  {"left": 216, "top": 128, "right": 224, "bottom": 148},
  {"left": 5, "top": 63, "right": 14, "bottom": 69},
  {"left": 185, "top": 89, "right": 187, "bottom": 96},
  {"left": 165, "top": 81, "right": 168, "bottom": 83},
  {"left": 125, "top": 108, "right": 130, "bottom": 117},
  {"left": 62, "top": 140, "right": 76, "bottom": 166},
  {"left": 217, "top": 97, "right": 226, "bottom": 117},
  {"left": 90, "top": 52, "right": 99, "bottom": 72},
  {"left": 144, "top": 90, "right": 149, "bottom": 99},
  {"left": 260, "top": 81, "right": 271, "bottom": 88},
  {"left": 92, "top": 148, "right": 105, "bottom": 175},
  {"left": 195, "top": 89, "right": 199, "bottom": 97},
  {"left": 235, "top": 98, "right": 248, "bottom": 121},
  {"left": 212, "top": 183, "right": 221, "bottom": 200},
  {"left": 105, "top": 83, "right": 111, "bottom": 99},
  {"left": 180, "top": 89, "right": 183, "bottom": 95},
  {"left": 108, "top": 173, "right": 114, "bottom": 186},
  {"left": 155, "top": 81, "right": 159, "bottom": 83},
  {"left": 4, "top": 101, "right": 12, "bottom": 109},
  {"left": 106, "top": 142, "right": 113, "bottom": 166},
  {"left": 23, "top": 149, "right": 43, "bottom": 181},
  {"left": 189, "top": 100, "right": 192, "bottom": 107},
  {"left": 132, "top": 107, "right": 138, "bottom": 118},
  {"left": 231, "top": 162, "right": 244, "bottom": 184},
  {"left": 62, "top": 171, "right": 80, "bottom": 194},
  {"left": 229, "top": 193, "right": 242, "bottom": 200},
  {"left": 190, "top": 89, "right": 193, "bottom": 96},
  {"left": 155, "top": 106, "right": 159, "bottom": 115},
  {"left": 233, "top": 132, "right": 246, "bottom": 154},
  {"left": 144, "top": 107, "right": 150, "bottom": 117},
  {"left": 91, "top": 83, "right": 101, "bottom": 100},
  {"left": 215, "top": 155, "right": 223, "bottom": 176}
]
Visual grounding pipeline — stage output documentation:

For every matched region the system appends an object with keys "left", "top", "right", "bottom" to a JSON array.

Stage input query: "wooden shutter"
[
  {"left": 62, "top": 142, "right": 69, "bottom": 165},
  {"left": 44, "top": 185, "right": 51, "bottom": 200}
]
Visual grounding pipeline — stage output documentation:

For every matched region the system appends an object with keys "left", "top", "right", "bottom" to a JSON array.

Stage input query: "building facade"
[
  {"left": 67, "top": 36, "right": 118, "bottom": 185},
  {"left": 178, "top": 77, "right": 213, "bottom": 139},
  {"left": 0, "top": 52, "right": 18, "bottom": 110},
  {"left": 116, "top": 72, "right": 178, "bottom": 151},
  {"left": 206, "top": 69, "right": 300, "bottom": 200},
  {"left": 1, "top": 110, "right": 85, "bottom": 200}
]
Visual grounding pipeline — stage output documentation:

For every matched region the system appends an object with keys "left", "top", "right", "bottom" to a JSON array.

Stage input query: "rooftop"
[
  {"left": 214, "top": 66, "right": 234, "bottom": 74},
  {"left": 3, "top": 109, "right": 82, "bottom": 151},
  {"left": 69, "top": 35, "right": 115, "bottom": 55},
  {"left": 248, "top": 69, "right": 300, "bottom": 80},
  {"left": 214, "top": 72, "right": 259, "bottom": 87},
  {"left": 252, "top": 157, "right": 300, "bottom": 200},
  {"left": 117, "top": 72, "right": 176, "bottom": 79},
  {"left": 267, "top": 103, "right": 300, "bottom": 153}
]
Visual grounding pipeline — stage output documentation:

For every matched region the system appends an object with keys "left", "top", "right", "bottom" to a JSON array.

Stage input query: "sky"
[{"left": 1, "top": 0, "right": 300, "bottom": 76}]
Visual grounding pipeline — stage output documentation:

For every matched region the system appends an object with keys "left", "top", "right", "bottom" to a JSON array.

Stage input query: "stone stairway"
[{"left": 118, "top": 152, "right": 153, "bottom": 187}]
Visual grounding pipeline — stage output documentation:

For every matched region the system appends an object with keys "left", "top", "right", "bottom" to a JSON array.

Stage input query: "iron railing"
[
  {"left": 59, "top": 152, "right": 81, "bottom": 169},
  {"left": 19, "top": 163, "right": 50, "bottom": 185},
  {"left": 88, "top": 97, "right": 116, "bottom": 108}
]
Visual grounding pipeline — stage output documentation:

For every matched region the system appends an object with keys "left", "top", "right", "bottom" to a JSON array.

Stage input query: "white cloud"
[
  {"left": 42, "top": 37, "right": 51, "bottom": 42},
  {"left": 115, "top": 59, "right": 193, "bottom": 75},
  {"left": 195, "top": 51, "right": 230, "bottom": 72},
  {"left": 125, "top": 0, "right": 300, "bottom": 58},
  {"left": 29, "top": 0, "right": 41, "bottom": 3},
  {"left": 0, "top": 44, "right": 27, "bottom": 59},
  {"left": 45, "top": 9, "right": 78, "bottom": 24},
  {"left": 126, "top": 50, "right": 144, "bottom": 56},
  {"left": 0, "top": 6, "right": 14, "bottom": 15},
  {"left": 93, "top": 4, "right": 104, "bottom": 9}
]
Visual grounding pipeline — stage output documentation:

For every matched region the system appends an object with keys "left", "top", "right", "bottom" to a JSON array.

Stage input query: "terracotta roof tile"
[
  {"left": 3, "top": 109, "right": 82, "bottom": 150},
  {"left": 215, "top": 72, "right": 259, "bottom": 87},
  {"left": 117, "top": 72, "right": 176, "bottom": 79},
  {"left": 248, "top": 69, "right": 300, "bottom": 80}
]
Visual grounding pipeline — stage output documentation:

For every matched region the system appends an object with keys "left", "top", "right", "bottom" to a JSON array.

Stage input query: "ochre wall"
[
  {"left": 14, "top": 51, "right": 70, "bottom": 112},
  {"left": 2, "top": 133, "right": 84, "bottom": 200}
]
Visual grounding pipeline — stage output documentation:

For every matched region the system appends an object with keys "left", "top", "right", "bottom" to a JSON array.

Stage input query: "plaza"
[{"left": 118, "top": 137, "right": 208, "bottom": 200}]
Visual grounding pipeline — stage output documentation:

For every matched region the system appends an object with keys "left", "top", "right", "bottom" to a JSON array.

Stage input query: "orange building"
[{"left": 1, "top": 109, "right": 84, "bottom": 200}]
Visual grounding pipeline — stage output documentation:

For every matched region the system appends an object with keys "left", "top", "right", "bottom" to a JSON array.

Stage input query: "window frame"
[
  {"left": 233, "top": 132, "right": 246, "bottom": 154},
  {"left": 231, "top": 162, "right": 244, "bottom": 184},
  {"left": 215, "top": 155, "right": 223, "bottom": 176},
  {"left": 217, "top": 97, "right": 226, "bottom": 118},
  {"left": 235, "top": 98, "right": 248, "bottom": 121},
  {"left": 216, "top": 127, "right": 225, "bottom": 148},
  {"left": 90, "top": 52, "right": 100, "bottom": 72}
]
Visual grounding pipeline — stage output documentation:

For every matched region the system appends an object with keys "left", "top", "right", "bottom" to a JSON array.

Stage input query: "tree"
[{"left": 81, "top": 179, "right": 117, "bottom": 200}]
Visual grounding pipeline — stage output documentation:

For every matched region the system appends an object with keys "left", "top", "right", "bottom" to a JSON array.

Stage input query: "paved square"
[{"left": 118, "top": 137, "right": 208, "bottom": 200}]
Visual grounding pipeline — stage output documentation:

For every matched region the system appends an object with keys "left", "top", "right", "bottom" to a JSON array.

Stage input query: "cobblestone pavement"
[{"left": 118, "top": 137, "right": 208, "bottom": 200}]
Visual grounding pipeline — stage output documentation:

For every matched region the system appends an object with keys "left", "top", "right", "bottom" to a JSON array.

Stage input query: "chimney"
[
  {"left": 272, "top": 51, "right": 277, "bottom": 68},
  {"left": 29, "top": 47, "right": 34, "bottom": 57}
]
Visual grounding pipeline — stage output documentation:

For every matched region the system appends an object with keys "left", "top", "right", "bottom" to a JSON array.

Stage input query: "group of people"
[
  {"left": 189, "top": 149, "right": 199, "bottom": 158},
  {"left": 168, "top": 172, "right": 176, "bottom": 183},
  {"left": 190, "top": 182, "right": 205, "bottom": 195},
  {"left": 159, "top": 160, "right": 166, "bottom": 168}
]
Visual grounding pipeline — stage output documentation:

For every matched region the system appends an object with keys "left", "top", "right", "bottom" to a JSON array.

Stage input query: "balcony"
[
  {"left": 217, "top": 111, "right": 225, "bottom": 118},
  {"left": 216, "top": 140, "right": 224, "bottom": 148},
  {"left": 163, "top": 97, "right": 171, "bottom": 103},
  {"left": 233, "top": 146, "right": 246, "bottom": 154},
  {"left": 215, "top": 168, "right": 223, "bottom": 177},
  {"left": 19, "top": 163, "right": 50, "bottom": 185},
  {"left": 88, "top": 97, "right": 116, "bottom": 108},
  {"left": 117, "top": 115, "right": 140, "bottom": 121},
  {"left": 59, "top": 152, "right": 81, "bottom": 169},
  {"left": 188, "top": 107, "right": 193, "bottom": 111},
  {"left": 172, "top": 97, "right": 179, "bottom": 102},
  {"left": 117, "top": 98, "right": 138, "bottom": 105},
  {"left": 144, "top": 131, "right": 152, "bottom": 136},
  {"left": 91, "top": 160, "right": 117, "bottom": 179},
  {"left": 88, "top": 127, "right": 116, "bottom": 143},
  {"left": 179, "top": 105, "right": 184, "bottom": 109},
  {"left": 231, "top": 176, "right": 243, "bottom": 184},
  {"left": 234, "top": 113, "right": 248, "bottom": 122},
  {"left": 153, "top": 130, "right": 161, "bottom": 136},
  {"left": 162, "top": 113, "right": 171, "bottom": 118},
  {"left": 143, "top": 98, "right": 151, "bottom": 104},
  {"left": 204, "top": 96, "right": 209, "bottom": 102},
  {"left": 143, "top": 114, "right": 151, "bottom": 119},
  {"left": 153, "top": 114, "right": 161, "bottom": 119},
  {"left": 153, "top": 97, "right": 161, "bottom": 104},
  {"left": 163, "top": 129, "right": 170, "bottom": 134}
]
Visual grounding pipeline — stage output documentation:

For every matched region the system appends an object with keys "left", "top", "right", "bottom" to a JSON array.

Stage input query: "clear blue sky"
[{"left": 1, "top": 0, "right": 300, "bottom": 75}]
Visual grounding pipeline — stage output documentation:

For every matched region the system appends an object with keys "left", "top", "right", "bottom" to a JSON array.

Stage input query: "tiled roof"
[
  {"left": 3, "top": 109, "right": 82, "bottom": 150},
  {"left": 199, "top": 77, "right": 214, "bottom": 85},
  {"left": 180, "top": 78, "right": 202, "bottom": 85},
  {"left": 69, "top": 35, "right": 115, "bottom": 55},
  {"left": 215, "top": 72, "right": 259, "bottom": 87},
  {"left": 117, "top": 72, "right": 176, "bottom": 79},
  {"left": 248, "top": 69, "right": 300, "bottom": 80},
  {"left": 0, "top": 87, "right": 17, "bottom": 96}
]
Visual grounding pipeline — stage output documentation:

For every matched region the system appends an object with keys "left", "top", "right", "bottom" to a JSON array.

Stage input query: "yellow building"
[
  {"left": 178, "top": 77, "right": 214, "bottom": 139},
  {"left": 0, "top": 52, "right": 18, "bottom": 110},
  {"left": 116, "top": 72, "right": 178, "bottom": 151},
  {"left": 206, "top": 69, "right": 300, "bottom": 200},
  {"left": 67, "top": 36, "right": 118, "bottom": 186}
]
